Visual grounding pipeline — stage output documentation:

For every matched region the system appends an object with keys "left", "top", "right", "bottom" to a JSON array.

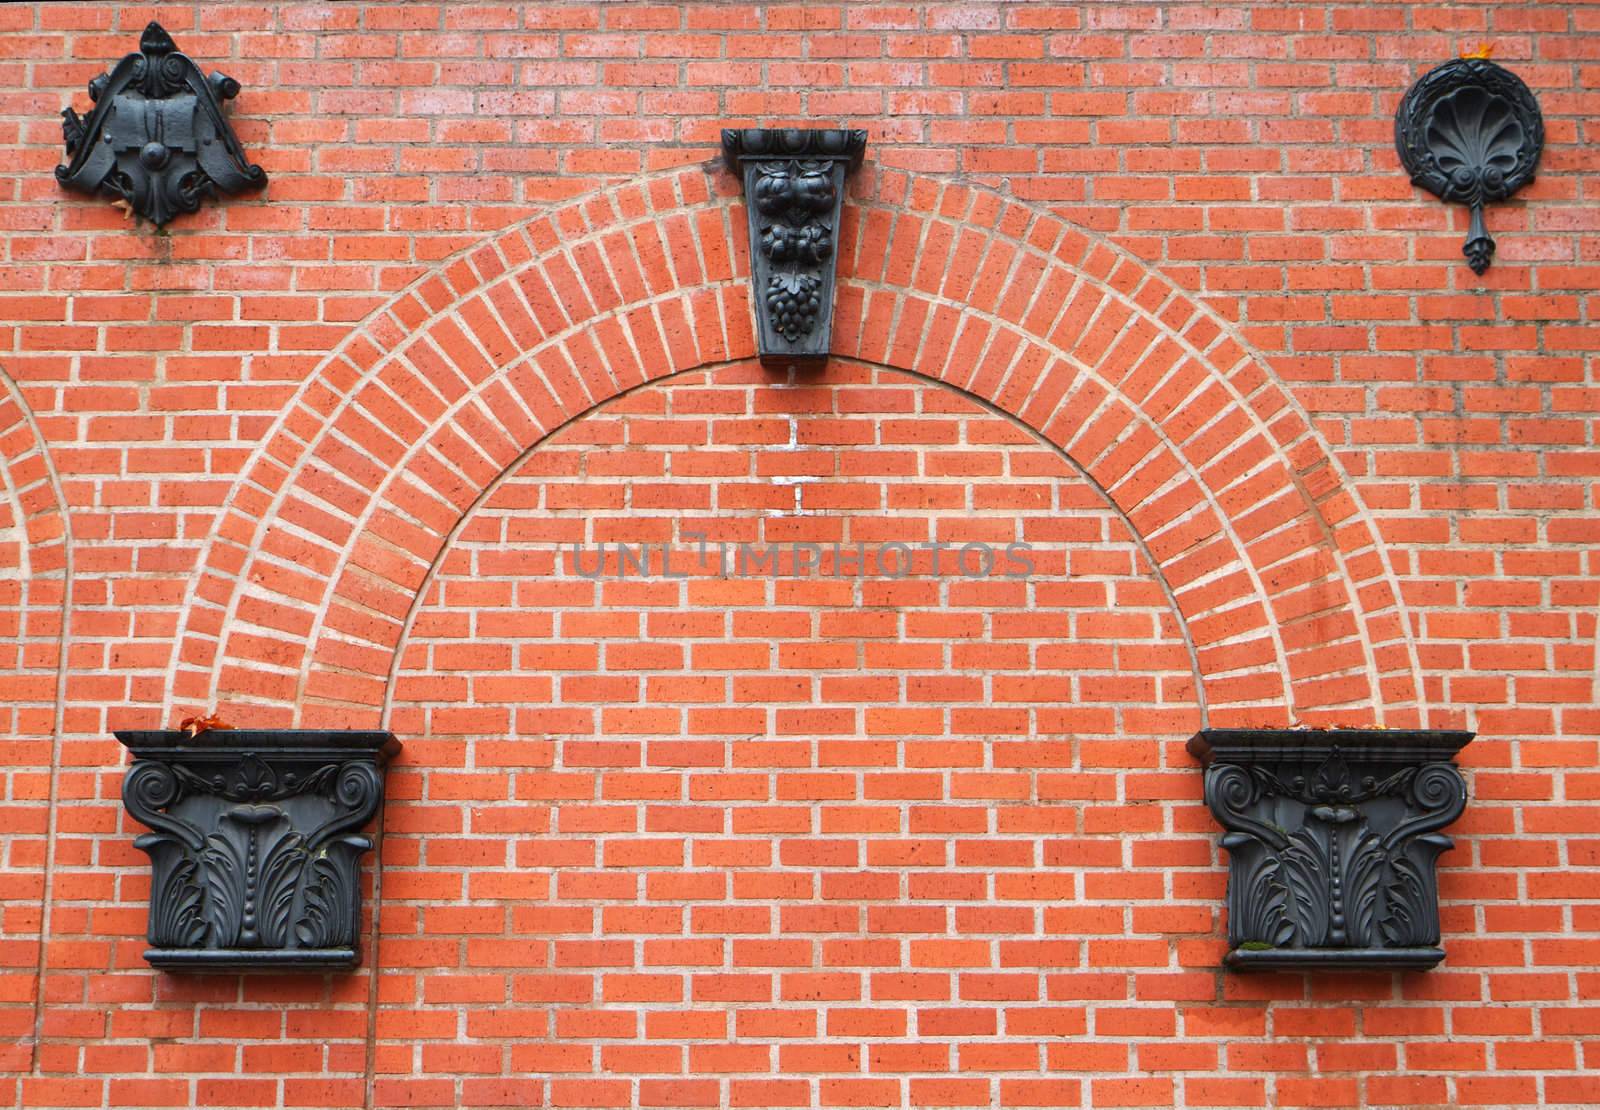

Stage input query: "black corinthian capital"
[
  {"left": 1190, "top": 728, "right": 1472, "bottom": 971},
  {"left": 117, "top": 730, "right": 400, "bottom": 971}
]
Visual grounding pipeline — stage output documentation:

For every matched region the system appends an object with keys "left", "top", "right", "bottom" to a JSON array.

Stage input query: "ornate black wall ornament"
[
  {"left": 1189, "top": 728, "right": 1472, "bottom": 971},
  {"left": 1394, "top": 55, "right": 1543, "bottom": 274},
  {"left": 56, "top": 22, "right": 267, "bottom": 227},
  {"left": 116, "top": 730, "right": 400, "bottom": 971},
  {"left": 722, "top": 128, "right": 867, "bottom": 367}
]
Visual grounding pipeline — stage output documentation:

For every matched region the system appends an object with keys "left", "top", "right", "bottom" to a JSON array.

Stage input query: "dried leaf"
[{"left": 179, "top": 713, "right": 233, "bottom": 738}]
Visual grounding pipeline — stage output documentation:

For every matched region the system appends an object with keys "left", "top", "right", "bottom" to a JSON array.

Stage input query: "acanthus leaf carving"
[
  {"left": 254, "top": 811, "right": 308, "bottom": 949},
  {"left": 1224, "top": 834, "right": 1292, "bottom": 949},
  {"left": 138, "top": 835, "right": 207, "bottom": 949},
  {"left": 296, "top": 837, "right": 365, "bottom": 951},
  {"left": 1278, "top": 827, "right": 1332, "bottom": 948},
  {"left": 1345, "top": 830, "right": 1387, "bottom": 949}
]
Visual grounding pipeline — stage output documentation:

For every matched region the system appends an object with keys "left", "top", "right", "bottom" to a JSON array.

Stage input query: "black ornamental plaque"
[
  {"left": 722, "top": 128, "right": 866, "bottom": 368},
  {"left": 1395, "top": 55, "right": 1543, "bottom": 274},
  {"left": 57, "top": 22, "right": 267, "bottom": 227}
]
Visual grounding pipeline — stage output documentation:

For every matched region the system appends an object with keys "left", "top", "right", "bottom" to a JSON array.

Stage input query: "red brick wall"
[
  {"left": 379, "top": 363, "right": 1202, "bottom": 1108},
  {"left": 2, "top": 3, "right": 1598, "bottom": 1108}
]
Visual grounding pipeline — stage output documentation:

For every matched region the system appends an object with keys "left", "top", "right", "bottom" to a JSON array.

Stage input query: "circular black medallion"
[{"left": 1394, "top": 57, "right": 1543, "bottom": 273}]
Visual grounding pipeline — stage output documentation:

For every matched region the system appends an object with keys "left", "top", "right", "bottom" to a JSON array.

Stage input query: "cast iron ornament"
[
  {"left": 116, "top": 730, "right": 399, "bottom": 971},
  {"left": 722, "top": 128, "right": 866, "bottom": 367},
  {"left": 56, "top": 22, "right": 267, "bottom": 227},
  {"left": 1394, "top": 56, "right": 1542, "bottom": 274},
  {"left": 1189, "top": 729, "right": 1472, "bottom": 971}
]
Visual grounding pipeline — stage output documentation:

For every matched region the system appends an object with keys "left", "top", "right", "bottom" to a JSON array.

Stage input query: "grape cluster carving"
[{"left": 765, "top": 274, "right": 824, "bottom": 342}]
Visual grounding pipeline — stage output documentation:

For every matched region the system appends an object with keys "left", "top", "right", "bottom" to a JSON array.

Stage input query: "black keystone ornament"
[
  {"left": 723, "top": 128, "right": 866, "bottom": 368},
  {"left": 1190, "top": 728, "right": 1472, "bottom": 971},
  {"left": 1394, "top": 55, "right": 1543, "bottom": 274},
  {"left": 57, "top": 22, "right": 267, "bottom": 227},
  {"left": 116, "top": 730, "right": 399, "bottom": 971}
]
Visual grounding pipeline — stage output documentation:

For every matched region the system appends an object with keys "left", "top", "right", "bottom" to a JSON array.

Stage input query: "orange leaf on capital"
[{"left": 178, "top": 713, "right": 233, "bottom": 738}]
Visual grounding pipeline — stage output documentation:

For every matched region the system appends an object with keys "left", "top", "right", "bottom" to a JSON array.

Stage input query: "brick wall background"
[{"left": 1, "top": 2, "right": 1597, "bottom": 1108}]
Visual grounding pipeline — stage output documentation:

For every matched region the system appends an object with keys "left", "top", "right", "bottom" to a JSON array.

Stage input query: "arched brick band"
[
  {"left": 0, "top": 371, "right": 68, "bottom": 646},
  {"left": 167, "top": 167, "right": 1423, "bottom": 729},
  {"left": 0, "top": 364, "right": 71, "bottom": 1058},
  {"left": 0, "top": 366, "right": 70, "bottom": 738}
]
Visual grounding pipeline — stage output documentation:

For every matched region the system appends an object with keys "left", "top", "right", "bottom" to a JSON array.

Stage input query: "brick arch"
[{"left": 168, "top": 166, "right": 1423, "bottom": 729}]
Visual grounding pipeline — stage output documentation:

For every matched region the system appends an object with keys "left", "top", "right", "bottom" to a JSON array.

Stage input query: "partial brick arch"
[
  {"left": 168, "top": 166, "right": 1423, "bottom": 729},
  {"left": 0, "top": 374, "right": 61, "bottom": 585},
  {"left": 0, "top": 363, "right": 70, "bottom": 734},
  {"left": 0, "top": 363, "right": 71, "bottom": 1060}
]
